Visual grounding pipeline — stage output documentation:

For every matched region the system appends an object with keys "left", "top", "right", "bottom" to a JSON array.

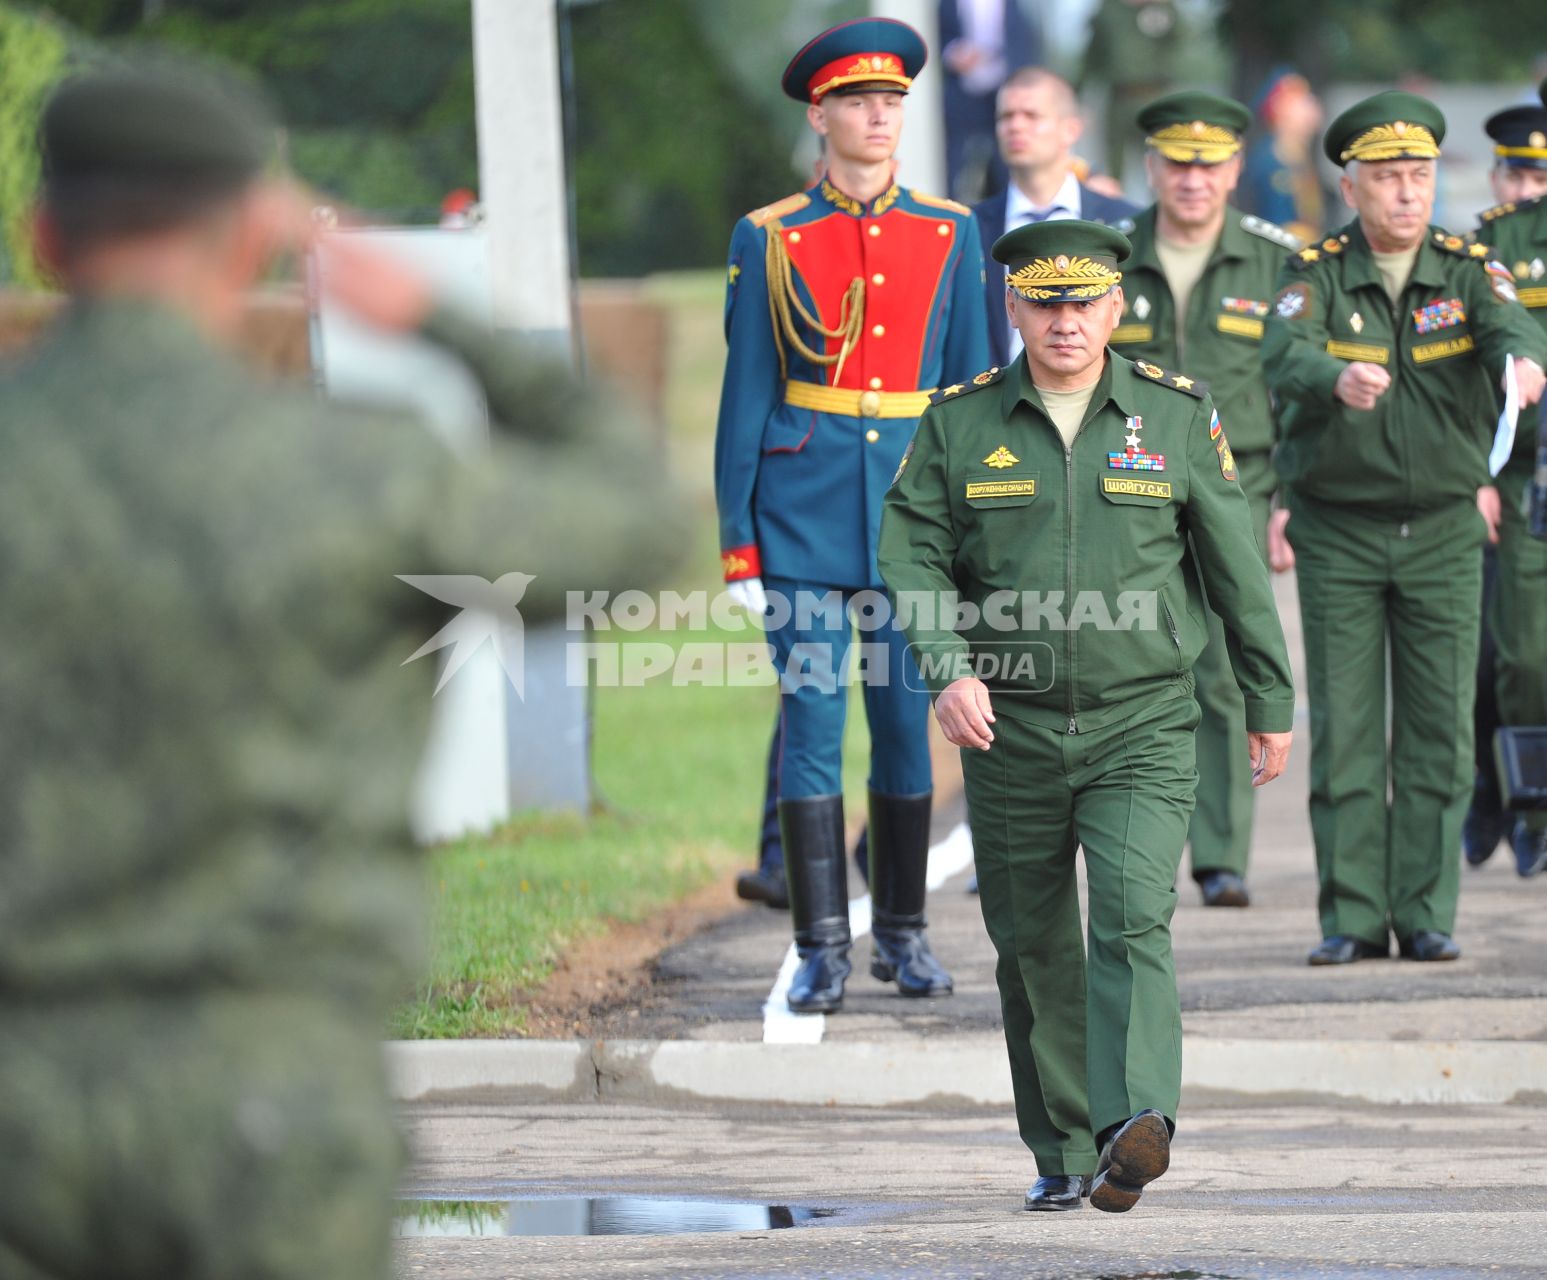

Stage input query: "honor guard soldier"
[
  {"left": 1109, "top": 91, "right": 1301, "bottom": 908},
  {"left": 714, "top": 18, "right": 990, "bottom": 1012},
  {"left": 1464, "top": 89, "right": 1547, "bottom": 877},
  {"left": 1262, "top": 92, "right": 1547, "bottom": 966},
  {"left": 879, "top": 221, "right": 1293, "bottom": 1213}
]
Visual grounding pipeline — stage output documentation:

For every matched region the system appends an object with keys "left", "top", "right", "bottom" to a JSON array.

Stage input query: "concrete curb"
[{"left": 387, "top": 1036, "right": 1547, "bottom": 1108}]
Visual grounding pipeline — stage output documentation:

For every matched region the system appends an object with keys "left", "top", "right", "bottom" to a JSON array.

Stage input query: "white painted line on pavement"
[{"left": 760, "top": 822, "right": 976, "bottom": 1044}]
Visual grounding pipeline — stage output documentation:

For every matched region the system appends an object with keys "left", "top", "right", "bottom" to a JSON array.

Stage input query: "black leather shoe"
[
  {"left": 779, "top": 794, "right": 852, "bottom": 1013},
  {"left": 1089, "top": 1110, "right": 1170, "bottom": 1213},
  {"left": 787, "top": 942, "right": 852, "bottom": 1012},
  {"left": 1023, "top": 1174, "right": 1091, "bottom": 1211},
  {"left": 1510, "top": 821, "right": 1547, "bottom": 878},
  {"left": 1307, "top": 934, "right": 1388, "bottom": 966},
  {"left": 1198, "top": 870, "right": 1250, "bottom": 907},
  {"left": 867, "top": 789, "right": 954, "bottom": 998},
  {"left": 1397, "top": 930, "right": 1461, "bottom": 962},
  {"left": 1463, "top": 776, "right": 1508, "bottom": 867},
  {"left": 735, "top": 865, "right": 789, "bottom": 909},
  {"left": 870, "top": 926, "right": 954, "bottom": 997}
]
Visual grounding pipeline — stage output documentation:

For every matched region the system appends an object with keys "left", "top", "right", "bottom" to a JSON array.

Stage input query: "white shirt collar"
[{"left": 1004, "top": 171, "right": 1083, "bottom": 227}]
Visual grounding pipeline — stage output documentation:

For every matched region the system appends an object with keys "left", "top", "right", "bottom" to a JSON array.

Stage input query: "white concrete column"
[{"left": 880, "top": 0, "right": 947, "bottom": 195}]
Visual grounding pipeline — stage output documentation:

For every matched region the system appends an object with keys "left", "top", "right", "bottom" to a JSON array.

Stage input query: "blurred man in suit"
[{"left": 939, "top": 0, "right": 1042, "bottom": 202}]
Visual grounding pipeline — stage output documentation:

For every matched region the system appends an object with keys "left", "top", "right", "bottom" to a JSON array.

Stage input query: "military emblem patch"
[
  {"left": 891, "top": 440, "right": 914, "bottom": 486},
  {"left": 1135, "top": 360, "right": 1166, "bottom": 381},
  {"left": 973, "top": 367, "right": 1001, "bottom": 386},
  {"left": 983, "top": 445, "right": 1020, "bottom": 469},
  {"left": 1412, "top": 298, "right": 1465, "bottom": 333},
  {"left": 1212, "top": 411, "right": 1236, "bottom": 481},
  {"left": 1275, "top": 283, "right": 1309, "bottom": 319},
  {"left": 1349, "top": 311, "right": 1364, "bottom": 334},
  {"left": 1133, "top": 295, "right": 1152, "bottom": 320},
  {"left": 1486, "top": 260, "right": 1519, "bottom": 303}
]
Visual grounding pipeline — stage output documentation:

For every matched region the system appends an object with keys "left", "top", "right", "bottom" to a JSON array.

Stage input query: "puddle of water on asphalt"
[{"left": 393, "top": 1197, "right": 839, "bottom": 1238}]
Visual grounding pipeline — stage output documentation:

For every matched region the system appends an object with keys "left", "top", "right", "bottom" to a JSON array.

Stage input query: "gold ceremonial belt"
[{"left": 784, "top": 381, "right": 934, "bottom": 419}]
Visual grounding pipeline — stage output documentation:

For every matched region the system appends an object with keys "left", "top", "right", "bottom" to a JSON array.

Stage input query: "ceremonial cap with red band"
[{"left": 781, "top": 18, "right": 927, "bottom": 104}]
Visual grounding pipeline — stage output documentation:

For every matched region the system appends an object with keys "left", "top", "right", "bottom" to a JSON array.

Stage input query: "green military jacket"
[
  {"left": 1262, "top": 219, "right": 1547, "bottom": 514},
  {"left": 1109, "top": 205, "right": 1300, "bottom": 454},
  {"left": 0, "top": 298, "right": 688, "bottom": 1009},
  {"left": 877, "top": 352, "right": 1294, "bottom": 736},
  {"left": 1475, "top": 195, "right": 1547, "bottom": 470}
]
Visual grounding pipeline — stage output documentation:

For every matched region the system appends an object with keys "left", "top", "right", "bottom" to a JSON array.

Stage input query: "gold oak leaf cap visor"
[
  {"left": 992, "top": 219, "right": 1131, "bottom": 305},
  {"left": 1324, "top": 90, "right": 1445, "bottom": 167},
  {"left": 1485, "top": 105, "right": 1547, "bottom": 170},
  {"left": 1138, "top": 90, "right": 1252, "bottom": 164}
]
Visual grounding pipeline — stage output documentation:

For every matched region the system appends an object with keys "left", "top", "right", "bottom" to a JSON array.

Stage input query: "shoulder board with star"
[
  {"left": 910, "top": 190, "right": 973, "bottom": 216},
  {"left": 1431, "top": 228, "right": 1491, "bottom": 260},
  {"left": 931, "top": 366, "right": 1004, "bottom": 403},
  {"left": 1129, "top": 358, "right": 1208, "bottom": 399},
  {"left": 747, "top": 192, "right": 811, "bottom": 228},
  {"left": 1479, "top": 195, "right": 1542, "bottom": 225},
  {"left": 1289, "top": 235, "right": 1348, "bottom": 269},
  {"left": 1240, "top": 213, "right": 1301, "bottom": 251}
]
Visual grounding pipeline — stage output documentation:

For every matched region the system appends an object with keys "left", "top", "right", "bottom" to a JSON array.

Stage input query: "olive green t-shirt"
[
  {"left": 1155, "top": 234, "right": 1215, "bottom": 361},
  {"left": 1372, "top": 244, "right": 1421, "bottom": 304},
  {"left": 1034, "top": 376, "right": 1101, "bottom": 448}
]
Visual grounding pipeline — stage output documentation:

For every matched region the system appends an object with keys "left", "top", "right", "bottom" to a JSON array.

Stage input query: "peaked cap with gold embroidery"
[
  {"left": 1324, "top": 91, "right": 1445, "bottom": 167},
  {"left": 1137, "top": 91, "right": 1252, "bottom": 164},
  {"left": 991, "top": 220, "right": 1131, "bottom": 304}
]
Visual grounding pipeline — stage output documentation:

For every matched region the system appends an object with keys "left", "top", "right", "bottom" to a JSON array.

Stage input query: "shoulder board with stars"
[
  {"left": 747, "top": 192, "right": 811, "bottom": 228},
  {"left": 1479, "top": 195, "right": 1542, "bottom": 225},
  {"left": 1130, "top": 358, "right": 1208, "bottom": 398},
  {"left": 932, "top": 366, "right": 1003, "bottom": 403},
  {"left": 910, "top": 190, "right": 973, "bottom": 216},
  {"left": 1240, "top": 214, "right": 1301, "bottom": 251},
  {"left": 1290, "top": 234, "right": 1348, "bottom": 268},
  {"left": 1431, "top": 229, "right": 1490, "bottom": 260}
]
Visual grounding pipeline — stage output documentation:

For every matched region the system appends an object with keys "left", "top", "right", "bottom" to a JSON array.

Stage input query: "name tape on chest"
[{"left": 1102, "top": 476, "right": 1172, "bottom": 500}]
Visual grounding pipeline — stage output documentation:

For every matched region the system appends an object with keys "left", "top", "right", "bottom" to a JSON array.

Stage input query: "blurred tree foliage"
[
  {"left": 1221, "top": 0, "right": 1542, "bottom": 99},
  {"left": 0, "top": 7, "right": 70, "bottom": 285}
]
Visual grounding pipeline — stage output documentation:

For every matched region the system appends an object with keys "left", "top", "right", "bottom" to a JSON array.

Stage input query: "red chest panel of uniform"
[{"left": 780, "top": 208, "right": 957, "bottom": 392}]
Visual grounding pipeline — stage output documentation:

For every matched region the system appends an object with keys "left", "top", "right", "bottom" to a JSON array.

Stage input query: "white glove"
[{"left": 727, "top": 576, "right": 768, "bottom": 617}]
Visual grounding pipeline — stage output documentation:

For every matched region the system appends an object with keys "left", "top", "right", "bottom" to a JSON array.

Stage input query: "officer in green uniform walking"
[
  {"left": 0, "top": 64, "right": 687, "bottom": 1280},
  {"left": 879, "top": 220, "right": 1294, "bottom": 1214},
  {"left": 1262, "top": 91, "right": 1547, "bottom": 967},
  {"left": 1110, "top": 91, "right": 1301, "bottom": 907},
  {"left": 1464, "top": 92, "right": 1547, "bottom": 877}
]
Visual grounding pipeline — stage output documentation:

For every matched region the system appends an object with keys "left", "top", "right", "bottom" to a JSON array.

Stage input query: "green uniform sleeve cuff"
[{"left": 1244, "top": 698, "right": 1296, "bottom": 735}]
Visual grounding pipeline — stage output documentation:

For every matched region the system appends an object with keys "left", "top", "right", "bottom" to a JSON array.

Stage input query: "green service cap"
[
  {"left": 40, "top": 59, "right": 276, "bottom": 222},
  {"left": 1323, "top": 90, "right": 1444, "bottom": 168},
  {"left": 1137, "top": 91, "right": 1252, "bottom": 164},
  {"left": 992, "top": 220, "right": 1131, "bottom": 304}
]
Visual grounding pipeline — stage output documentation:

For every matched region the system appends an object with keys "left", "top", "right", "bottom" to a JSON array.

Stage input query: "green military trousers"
[
  {"left": 1188, "top": 448, "right": 1275, "bottom": 880},
  {"left": 0, "top": 995, "right": 403, "bottom": 1280},
  {"left": 963, "top": 692, "right": 1199, "bottom": 1175},
  {"left": 1287, "top": 496, "right": 1483, "bottom": 943},
  {"left": 1492, "top": 458, "right": 1547, "bottom": 833}
]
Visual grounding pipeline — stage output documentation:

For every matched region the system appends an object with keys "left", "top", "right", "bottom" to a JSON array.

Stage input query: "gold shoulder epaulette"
[
  {"left": 748, "top": 192, "right": 811, "bottom": 228},
  {"left": 1479, "top": 195, "right": 1540, "bottom": 224},
  {"left": 1431, "top": 229, "right": 1476, "bottom": 258},
  {"left": 932, "top": 366, "right": 1004, "bottom": 403},
  {"left": 1130, "top": 358, "right": 1208, "bottom": 399},
  {"left": 1290, "top": 235, "right": 1345, "bottom": 268},
  {"left": 1241, "top": 214, "right": 1301, "bottom": 251},
  {"left": 911, "top": 190, "right": 972, "bottom": 216}
]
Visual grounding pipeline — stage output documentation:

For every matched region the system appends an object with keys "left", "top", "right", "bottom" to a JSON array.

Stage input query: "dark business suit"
[
  {"left": 938, "top": 0, "right": 1041, "bottom": 201},
  {"left": 973, "top": 183, "right": 1141, "bottom": 366}
]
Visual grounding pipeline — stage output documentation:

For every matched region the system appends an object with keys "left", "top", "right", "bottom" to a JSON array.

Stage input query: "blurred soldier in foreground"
[
  {"left": 1464, "top": 88, "right": 1547, "bottom": 876},
  {"left": 0, "top": 63, "right": 685, "bottom": 1279},
  {"left": 714, "top": 19, "right": 989, "bottom": 1013},
  {"left": 1262, "top": 92, "right": 1546, "bottom": 967},
  {"left": 1110, "top": 92, "right": 1301, "bottom": 908},
  {"left": 879, "top": 220, "right": 1293, "bottom": 1213}
]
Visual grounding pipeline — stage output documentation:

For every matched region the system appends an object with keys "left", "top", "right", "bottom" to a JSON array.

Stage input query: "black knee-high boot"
[
  {"left": 780, "top": 793, "right": 851, "bottom": 1013},
  {"left": 868, "top": 788, "right": 953, "bottom": 997}
]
